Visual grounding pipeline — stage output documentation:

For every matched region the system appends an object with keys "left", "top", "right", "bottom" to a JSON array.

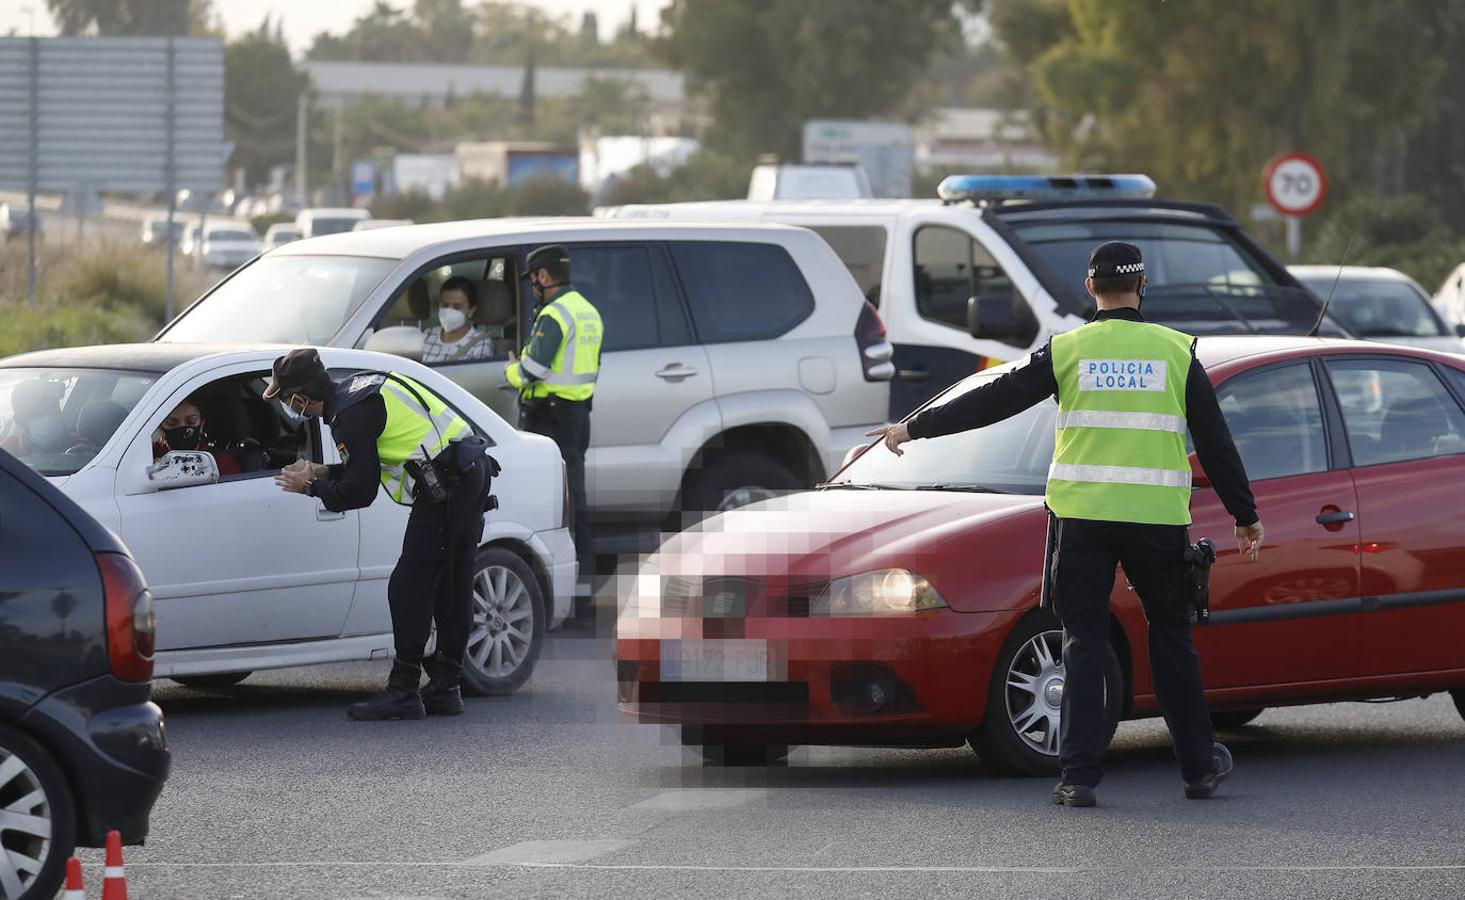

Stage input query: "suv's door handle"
[
  {"left": 897, "top": 367, "right": 930, "bottom": 382},
  {"left": 1315, "top": 510, "right": 1355, "bottom": 524},
  {"left": 317, "top": 504, "right": 347, "bottom": 521},
  {"left": 655, "top": 364, "right": 698, "bottom": 381}
]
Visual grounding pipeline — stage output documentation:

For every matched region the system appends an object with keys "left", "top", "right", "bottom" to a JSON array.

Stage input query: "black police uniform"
[
  {"left": 287, "top": 365, "right": 491, "bottom": 719},
  {"left": 906, "top": 245, "right": 1258, "bottom": 795}
]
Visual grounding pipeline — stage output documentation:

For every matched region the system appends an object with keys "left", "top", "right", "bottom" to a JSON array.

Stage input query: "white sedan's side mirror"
[
  {"left": 364, "top": 325, "right": 426, "bottom": 361},
  {"left": 146, "top": 450, "right": 219, "bottom": 490}
]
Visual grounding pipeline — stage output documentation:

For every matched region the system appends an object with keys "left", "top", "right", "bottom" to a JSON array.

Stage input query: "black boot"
[
  {"left": 347, "top": 659, "right": 426, "bottom": 721},
  {"left": 420, "top": 655, "right": 464, "bottom": 717}
]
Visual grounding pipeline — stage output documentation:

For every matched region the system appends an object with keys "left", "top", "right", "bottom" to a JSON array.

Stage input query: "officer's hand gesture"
[
  {"left": 865, "top": 422, "right": 912, "bottom": 457},
  {"left": 1235, "top": 521, "right": 1264, "bottom": 561}
]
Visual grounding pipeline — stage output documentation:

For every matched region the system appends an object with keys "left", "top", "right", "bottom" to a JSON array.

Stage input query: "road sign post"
[{"left": 1263, "top": 152, "right": 1328, "bottom": 261}]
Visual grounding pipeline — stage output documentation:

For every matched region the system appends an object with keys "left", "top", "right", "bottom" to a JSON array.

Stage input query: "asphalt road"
[{"left": 67, "top": 613, "right": 1465, "bottom": 900}]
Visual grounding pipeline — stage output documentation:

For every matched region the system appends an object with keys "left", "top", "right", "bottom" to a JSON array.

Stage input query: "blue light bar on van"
[{"left": 937, "top": 174, "right": 1157, "bottom": 204}]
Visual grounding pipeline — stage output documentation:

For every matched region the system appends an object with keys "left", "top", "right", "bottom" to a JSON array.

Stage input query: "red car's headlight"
[{"left": 810, "top": 569, "right": 946, "bottom": 616}]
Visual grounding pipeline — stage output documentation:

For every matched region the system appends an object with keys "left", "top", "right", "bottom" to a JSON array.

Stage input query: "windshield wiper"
[
  {"left": 818, "top": 482, "right": 907, "bottom": 491},
  {"left": 914, "top": 483, "right": 1016, "bottom": 494}
]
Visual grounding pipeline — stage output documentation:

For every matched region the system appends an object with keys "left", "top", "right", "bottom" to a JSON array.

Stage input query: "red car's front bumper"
[{"left": 616, "top": 607, "right": 1022, "bottom": 744}]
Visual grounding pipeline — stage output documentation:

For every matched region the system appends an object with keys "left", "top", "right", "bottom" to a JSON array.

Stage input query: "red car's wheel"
[{"left": 973, "top": 610, "right": 1123, "bottom": 776}]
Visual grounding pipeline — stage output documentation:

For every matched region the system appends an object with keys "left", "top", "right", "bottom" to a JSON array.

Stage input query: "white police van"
[{"left": 601, "top": 175, "right": 1337, "bottom": 417}]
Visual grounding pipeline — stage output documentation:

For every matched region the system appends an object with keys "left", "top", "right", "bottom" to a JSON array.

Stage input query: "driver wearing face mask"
[
  {"left": 0, "top": 378, "right": 80, "bottom": 456},
  {"left": 151, "top": 398, "right": 241, "bottom": 475},
  {"left": 420, "top": 277, "right": 492, "bottom": 364}
]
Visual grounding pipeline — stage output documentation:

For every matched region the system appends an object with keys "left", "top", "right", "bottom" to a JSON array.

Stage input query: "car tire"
[
  {"left": 460, "top": 547, "right": 545, "bottom": 697},
  {"left": 680, "top": 453, "right": 802, "bottom": 515},
  {"left": 973, "top": 610, "right": 1124, "bottom": 777},
  {"left": 1210, "top": 707, "right": 1265, "bottom": 730},
  {"left": 171, "top": 672, "right": 251, "bottom": 689},
  {"left": 0, "top": 722, "right": 76, "bottom": 900}
]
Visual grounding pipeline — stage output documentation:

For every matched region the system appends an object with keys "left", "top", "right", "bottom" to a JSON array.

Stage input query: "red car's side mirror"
[{"left": 1189, "top": 452, "right": 1211, "bottom": 489}]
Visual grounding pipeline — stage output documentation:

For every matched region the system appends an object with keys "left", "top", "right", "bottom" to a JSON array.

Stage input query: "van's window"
[
  {"left": 1007, "top": 218, "right": 1324, "bottom": 334},
  {"left": 159, "top": 255, "right": 396, "bottom": 344},
  {"left": 670, "top": 242, "right": 814, "bottom": 343},
  {"left": 809, "top": 225, "right": 887, "bottom": 307},
  {"left": 566, "top": 244, "right": 657, "bottom": 352},
  {"left": 912, "top": 225, "right": 1017, "bottom": 331}
]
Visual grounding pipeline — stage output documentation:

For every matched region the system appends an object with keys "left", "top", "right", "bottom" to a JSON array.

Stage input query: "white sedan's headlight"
[{"left": 810, "top": 569, "right": 946, "bottom": 616}]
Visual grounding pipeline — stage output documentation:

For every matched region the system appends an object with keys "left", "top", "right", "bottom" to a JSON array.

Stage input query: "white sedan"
[{"left": 0, "top": 343, "right": 576, "bottom": 695}]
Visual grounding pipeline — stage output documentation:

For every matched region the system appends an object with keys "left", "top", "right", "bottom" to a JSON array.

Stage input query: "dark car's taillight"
[
  {"left": 97, "top": 552, "right": 155, "bottom": 682},
  {"left": 856, "top": 301, "right": 894, "bottom": 382}
]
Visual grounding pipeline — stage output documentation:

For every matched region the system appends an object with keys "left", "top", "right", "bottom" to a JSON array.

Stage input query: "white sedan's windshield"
[
  {"left": 1297, "top": 277, "right": 1448, "bottom": 338},
  {"left": 832, "top": 374, "right": 1056, "bottom": 493},
  {"left": 159, "top": 254, "right": 396, "bottom": 344},
  {"left": 0, "top": 368, "right": 157, "bottom": 476}
]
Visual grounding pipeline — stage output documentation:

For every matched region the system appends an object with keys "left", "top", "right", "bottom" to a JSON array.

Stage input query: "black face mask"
[{"left": 163, "top": 425, "right": 202, "bottom": 451}]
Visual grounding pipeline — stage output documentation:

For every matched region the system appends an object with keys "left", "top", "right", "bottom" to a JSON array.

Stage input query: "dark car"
[{"left": 0, "top": 448, "right": 169, "bottom": 900}]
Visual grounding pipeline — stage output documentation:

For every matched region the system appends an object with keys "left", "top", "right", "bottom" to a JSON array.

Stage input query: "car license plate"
[{"left": 661, "top": 639, "right": 768, "bottom": 682}]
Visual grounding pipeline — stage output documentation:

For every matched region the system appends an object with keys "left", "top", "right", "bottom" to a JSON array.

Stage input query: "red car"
[{"left": 616, "top": 336, "right": 1465, "bottom": 773}]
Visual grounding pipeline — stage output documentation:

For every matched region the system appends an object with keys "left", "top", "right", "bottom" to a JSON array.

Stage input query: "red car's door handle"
[{"left": 1315, "top": 510, "right": 1356, "bottom": 524}]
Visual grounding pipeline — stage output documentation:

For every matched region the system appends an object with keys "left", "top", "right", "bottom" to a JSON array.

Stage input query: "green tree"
[
  {"left": 47, "top": 0, "right": 214, "bottom": 36},
  {"left": 658, "top": 0, "right": 967, "bottom": 158},
  {"left": 1309, "top": 194, "right": 1465, "bottom": 292},
  {"left": 991, "top": 0, "right": 1442, "bottom": 221},
  {"left": 225, "top": 21, "right": 308, "bottom": 185}
]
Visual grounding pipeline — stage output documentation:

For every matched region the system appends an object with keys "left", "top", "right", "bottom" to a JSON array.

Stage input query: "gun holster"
[{"left": 1182, "top": 537, "right": 1217, "bottom": 625}]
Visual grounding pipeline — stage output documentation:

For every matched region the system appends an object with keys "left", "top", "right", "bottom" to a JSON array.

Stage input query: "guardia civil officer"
[
  {"left": 506, "top": 245, "right": 603, "bottom": 579},
  {"left": 268, "top": 348, "right": 493, "bottom": 721},
  {"left": 870, "top": 242, "right": 1266, "bottom": 807}
]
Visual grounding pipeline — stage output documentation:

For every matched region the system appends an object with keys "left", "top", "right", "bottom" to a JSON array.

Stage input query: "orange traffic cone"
[
  {"left": 63, "top": 856, "right": 84, "bottom": 900},
  {"left": 101, "top": 829, "right": 128, "bottom": 900}
]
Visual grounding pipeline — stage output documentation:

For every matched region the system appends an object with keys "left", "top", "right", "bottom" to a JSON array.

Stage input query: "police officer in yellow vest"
[
  {"left": 870, "top": 242, "right": 1266, "bottom": 807},
  {"left": 506, "top": 245, "right": 603, "bottom": 579},
  {"left": 269, "top": 348, "right": 495, "bottom": 721}
]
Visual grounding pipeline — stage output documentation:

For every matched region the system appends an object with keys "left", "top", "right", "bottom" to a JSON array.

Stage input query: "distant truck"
[
  {"left": 455, "top": 142, "right": 579, "bottom": 187},
  {"left": 747, "top": 161, "right": 874, "bottom": 201}
]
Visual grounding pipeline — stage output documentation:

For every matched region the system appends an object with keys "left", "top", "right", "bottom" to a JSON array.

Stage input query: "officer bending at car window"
[
  {"left": 268, "top": 348, "right": 494, "bottom": 721},
  {"left": 506, "top": 245, "right": 603, "bottom": 582},
  {"left": 870, "top": 242, "right": 1266, "bottom": 807}
]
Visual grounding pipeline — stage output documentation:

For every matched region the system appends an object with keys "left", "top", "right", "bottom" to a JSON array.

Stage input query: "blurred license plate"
[{"left": 661, "top": 640, "right": 768, "bottom": 682}]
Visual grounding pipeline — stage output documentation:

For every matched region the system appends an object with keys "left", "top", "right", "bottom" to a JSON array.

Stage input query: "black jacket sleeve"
[
  {"left": 312, "top": 394, "right": 387, "bottom": 513},
  {"left": 906, "top": 342, "right": 1058, "bottom": 440},
  {"left": 1185, "top": 357, "right": 1259, "bottom": 527}
]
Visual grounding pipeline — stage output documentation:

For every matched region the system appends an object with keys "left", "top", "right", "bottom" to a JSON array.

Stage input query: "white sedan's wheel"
[
  {"left": 460, "top": 547, "right": 545, "bottom": 697},
  {"left": 0, "top": 724, "right": 75, "bottom": 900}
]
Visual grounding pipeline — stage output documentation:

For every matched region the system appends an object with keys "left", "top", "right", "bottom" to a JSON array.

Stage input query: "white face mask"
[
  {"left": 439, "top": 307, "right": 467, "bottom": 332},
  {"left": 280, "top": 395, "right": 308, "bottom": 422}
]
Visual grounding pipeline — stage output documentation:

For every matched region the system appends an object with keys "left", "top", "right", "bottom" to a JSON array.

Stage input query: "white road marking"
[
  {"left": 629, "top": 788, "right": 767, "bottom": 812},
  {"left": 463, "top": 839, "right": 634, "bottom": 866}
]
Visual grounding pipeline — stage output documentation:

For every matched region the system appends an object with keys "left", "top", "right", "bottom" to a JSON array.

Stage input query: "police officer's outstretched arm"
[
  {"left": 1184, "top": 356, "right": 1264, "bottom": 560},
  {"left": 867, "top": 343, "right": 1060, "bottom": 457}
]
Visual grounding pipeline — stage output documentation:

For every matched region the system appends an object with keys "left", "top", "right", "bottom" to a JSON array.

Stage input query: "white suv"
[{"left": 156, "top": 219, "right": 894, "bottom": 526}]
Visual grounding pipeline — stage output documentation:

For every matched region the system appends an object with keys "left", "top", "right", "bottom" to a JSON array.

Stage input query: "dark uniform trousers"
[
  {"left": 1050, "top": 517, "right": 1215, "bottom": 786},
  {"left": 522, "top": 397, "right": 592, "bottom": 572},
  {"left": 385, "top": 455, "right": 488, "bottom": 686}
]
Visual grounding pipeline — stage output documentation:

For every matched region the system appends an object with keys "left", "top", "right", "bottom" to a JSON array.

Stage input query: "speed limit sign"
[{"left": 1263, "top": 152, "right": 1327, "bottom": 217}]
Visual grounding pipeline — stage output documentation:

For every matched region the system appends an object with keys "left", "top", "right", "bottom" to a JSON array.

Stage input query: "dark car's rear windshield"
[{"left": 1006, "top": 217, "right": 1332, "bottom": 335}]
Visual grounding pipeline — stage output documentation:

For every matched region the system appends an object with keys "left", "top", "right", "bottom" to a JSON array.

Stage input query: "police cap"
[
  {"left": 522, "top": 244, "right": 570, "bottom": 279},
  {"left": 265, "top": 348, "right": 332, "bottom": 400},
  {"left": 1087, "top": 241, "right": 1145, "bottom": 278}
]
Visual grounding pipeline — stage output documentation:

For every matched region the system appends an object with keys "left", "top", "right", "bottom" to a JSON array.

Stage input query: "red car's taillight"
[
  {"left": 855, "top": 301, "right": 895, "bottom": 382},
  {"left": 96, "top": 552, "right": 155, "bottom": 682}
]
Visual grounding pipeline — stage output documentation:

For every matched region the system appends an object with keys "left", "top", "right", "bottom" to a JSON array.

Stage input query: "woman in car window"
[
  {"left": 421, "top": 276, "right": 493, "bottom": 363},
  {"left": 152, "top": 397, "right": 241, "bottom": 476}
]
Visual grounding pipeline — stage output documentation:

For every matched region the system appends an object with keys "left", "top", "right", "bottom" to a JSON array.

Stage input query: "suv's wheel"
[
  {"left": 0, "top": 723, "right": 75, "bottom": 900},
  {"left": 1210, "top": 708, "right": 1265, "bottom": 730},
  {"left": 681, "top": 453, "right": 802, "bottom": 514},
  {"left": 171, "top": 672, "right": 251, "bottom": 689},
  {"left": 461, "top": 547, "right": 545, "bottom": 697},
  {"left": 973, "top": 610, "right": 1124, "bottom": 776}
]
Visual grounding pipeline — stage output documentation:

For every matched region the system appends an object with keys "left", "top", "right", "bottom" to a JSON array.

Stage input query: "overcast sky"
[{"left": 0, "top": 0, "right": 672, "bottom": 55}]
